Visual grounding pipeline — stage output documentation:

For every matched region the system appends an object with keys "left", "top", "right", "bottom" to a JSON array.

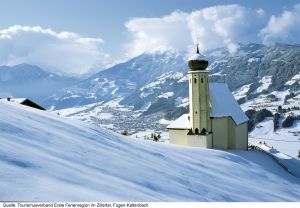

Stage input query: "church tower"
[{"left": 188, "top": 45, "right": 210, "bottom": 134}]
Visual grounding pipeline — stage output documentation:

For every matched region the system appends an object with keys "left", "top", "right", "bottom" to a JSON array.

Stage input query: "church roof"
[
  {"left": 167, "top": 114, "right": 191, "bottom": 130},
  {"left": 209, "top": 83, "right": 249, "bottom": 125},
  {"left": 10, "top": 98, "right": 27, "bottom": 104},
  {"left": 167, "top": 82, "right": 249, "bottom": 129}
]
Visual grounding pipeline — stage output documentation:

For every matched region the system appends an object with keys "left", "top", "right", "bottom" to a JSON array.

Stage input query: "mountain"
[
  {"left": 0, "top": 64, "right": 80, "bottom": 106},
  {"left": 1, "top": 100, "right": 300, "bottom": 201},
  {"left": 44, "top": 50, "right": 188, "bottom": 109},
  {"left": 50, "top": 44, "right": 300, "bottom": 137},
  {"left": 49, "top": 43, "right": 300, "bottom": 110}
]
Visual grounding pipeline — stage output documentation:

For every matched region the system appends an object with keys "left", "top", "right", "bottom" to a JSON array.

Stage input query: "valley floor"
[
  {"left": 250, "top": 118, "right": 300, "bottom": 158},
  {"left": 1, "top": 101, "right": 300, "bottom": 201}
]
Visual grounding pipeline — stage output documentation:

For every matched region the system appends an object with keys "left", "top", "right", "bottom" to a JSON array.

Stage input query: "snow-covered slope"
[
  {"left": 249, "top": 118, "right": 300, "bottom": 158},
  {"left": 1, "top": 101, "right": 300, "bottom": 201}
]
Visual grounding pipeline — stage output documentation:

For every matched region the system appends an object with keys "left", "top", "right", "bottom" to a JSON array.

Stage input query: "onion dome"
[{"left": 188, "top": 45, "right": 208, "bottom": 71}]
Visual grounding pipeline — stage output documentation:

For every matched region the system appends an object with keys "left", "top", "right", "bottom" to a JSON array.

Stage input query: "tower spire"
[{"left": 196, "top": 38, "right": 199, "bottom": 54}]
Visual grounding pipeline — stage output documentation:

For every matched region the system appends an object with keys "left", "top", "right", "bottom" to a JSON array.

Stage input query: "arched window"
[
  {"left": 201, "top": 78, "right": 203, "bottom": 83},
  {"left": 195, "top": 111, "right": 197, "bottom": 114},
  {"left": 194, "top": 78, "right": 197, "bottom": 84},
  {"left": 195, "top": 128, "right": 199, "bottom": 134}
]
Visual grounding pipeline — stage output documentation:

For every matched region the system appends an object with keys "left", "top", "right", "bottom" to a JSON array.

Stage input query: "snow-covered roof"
[
  {"left": 188, "top": 53, "right": 206, "bottom": 61},
  {"left": 168, "top": 83, "right": 249, "bottom": 129},
  {"left": 210, "top": 83, "right": 249, "bottom": 125},
  {"left": 10, "top": 98, "right": 27, "bottom": 104},
  {"left": 167, "top": 114, "right": 191, "bottom": 129}
]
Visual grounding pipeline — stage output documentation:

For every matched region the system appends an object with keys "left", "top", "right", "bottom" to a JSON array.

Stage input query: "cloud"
[
  {"left": 260, "top": 4, "right": 300, "bottom": 45},
  {"left": 0, "top": 25, "right": 109, "bottom": 75},
  {"left": 125, "top": 4, "right": 267, "bottom": 57},
  {"left": 124, "top": 11, "right": 192, "bottom": 57},
  {"left": 188, "top": 5, "right": 267, "bottom": 54}
]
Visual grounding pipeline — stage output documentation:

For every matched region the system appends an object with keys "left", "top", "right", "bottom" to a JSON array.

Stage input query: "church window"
[
  {"left": 194, "top": 78, "right": 197, "bottom": 84},
  {"left": 201, "top": 78, "right": 203, "bottom": 83}
]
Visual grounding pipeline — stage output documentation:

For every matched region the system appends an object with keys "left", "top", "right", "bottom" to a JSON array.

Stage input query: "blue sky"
[{"left": 0, "top": 0, "right": 300, "bottom": 75}]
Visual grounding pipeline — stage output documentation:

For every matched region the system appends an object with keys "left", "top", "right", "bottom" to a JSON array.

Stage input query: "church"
[{"left": 167, "top": 46, "right": 249, "bottom": 150}]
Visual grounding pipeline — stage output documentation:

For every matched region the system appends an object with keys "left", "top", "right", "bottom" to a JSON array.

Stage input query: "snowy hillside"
[
  {"left": 249, "top": 118, "right": 300, "bottom": 158},
  {"left": 1, "top": 100, "right": 300, "bottom": 201}
]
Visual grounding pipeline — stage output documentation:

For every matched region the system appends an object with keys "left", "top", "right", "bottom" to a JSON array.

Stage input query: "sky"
[{"left": 0, "top": 0, "right": 300, "bottom": 75}]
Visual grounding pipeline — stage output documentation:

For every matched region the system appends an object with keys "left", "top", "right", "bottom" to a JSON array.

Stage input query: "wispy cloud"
[
  {"left": 125, "top": 4, "right": 300, "bottom": 57},
  {"left": 0, "top": 25, "right": 110, "bottom": 75},
  {"left": 125, "top": 4, "right": 268, "bottom": 57},
  {"left": 260, "top": 4, "right": 300, "bottom": 45}
]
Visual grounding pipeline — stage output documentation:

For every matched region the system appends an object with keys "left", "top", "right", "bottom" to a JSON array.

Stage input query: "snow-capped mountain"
[
  {"left": 44, "top": 50, "right": 188, "bottom": 109},
  {"left": 49, "top": 43, "right": 300, "bottom": 111},
  {"left": 51, "top": 43, "right": 299, "bottom": 117},
  {"left": 0, "top": 64, "right": 80, "bottom": 104},
  {"left": 51, "top": 43, "right": 300, "bottom": 158},
  {"left": 1, "top": 100, "right": 300, "bottom": 201}
]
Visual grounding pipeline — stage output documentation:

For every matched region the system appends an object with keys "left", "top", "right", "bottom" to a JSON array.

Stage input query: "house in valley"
[{"left": 5, "top": 98, "right": 46, "bottom": 110}]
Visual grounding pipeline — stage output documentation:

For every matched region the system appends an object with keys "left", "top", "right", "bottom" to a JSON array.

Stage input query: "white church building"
[{"left": 167, "top": 47, "right": 249, "bottom": 150}]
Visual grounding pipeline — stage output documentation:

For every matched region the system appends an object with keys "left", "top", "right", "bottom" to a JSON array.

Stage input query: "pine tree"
[
  {"left": 273, "top": 113, "right": 280, "bottom": 132},
  {"left": 153, "top": 134, "right": 159, "bottom": 142}
]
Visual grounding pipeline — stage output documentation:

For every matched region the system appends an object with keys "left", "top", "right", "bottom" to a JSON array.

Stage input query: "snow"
[
  {"left": 175, "top": 97, "right": 189, "bottom": 107},
  {"left": 241, "top": 90, "right": 290, "bottom": 112},
  {"left": 175, "top": 97, "right": 190, "bottom": 107},
  {"left": 157, "top": 92, "right": 174, "bottom": 99},
  {"left": 256, "top": 76, "right": 272, "bottom": 93},
  {"left": 159, "top": 119, "right": 173, "bottom": 125},
  {"left": 286, "top": 73, "right": 300, "bottom": 85},
  {"left": 140, "top": 72, "right": 183, "bottom": 91},
  {"left": 249, "top": 118, "right": 300, "bottom": 158},
  {"left": 129, "top": 130, "right": 169, "bottom": 143},
  {"left": 1, "top": 101, "right": 300, "bottom": 201},
  {"left": 248, "top": 57, "right": 260, "bottom": 63},
  {"left": 178, "top": 97, "right": 189, "bottom": 107},
  {"left": 233, "top": 84, "right": 251, "bottom": 100},
  {"left": 272, "top": 90, "right": 290, "bottom": 103},
  {"left": 61, "top": 94, "right": 81, "bottom": 100},
  {"left": 102, "top": 98, "right": 123, "bottom": 108},
  {"left": 254, "top": 144, "right": 300, "bottom": 177},
  {"left": 167, "top": 114, "right": 191, "bottom": 129},
  {"left": 177, "top": 75, "right": 188, "bottom": 83},
  {"left": 9, "top": 98, "right": 27, "bottom": 104},
  {"left": 189, "top": 53, "right": 206, "bottom": 61},
  {"left": 210, "top": 83, "right": 249, "bottom": 125},
  {"left": 98, "top": 113, "right": 113, "bottom": 119}
]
